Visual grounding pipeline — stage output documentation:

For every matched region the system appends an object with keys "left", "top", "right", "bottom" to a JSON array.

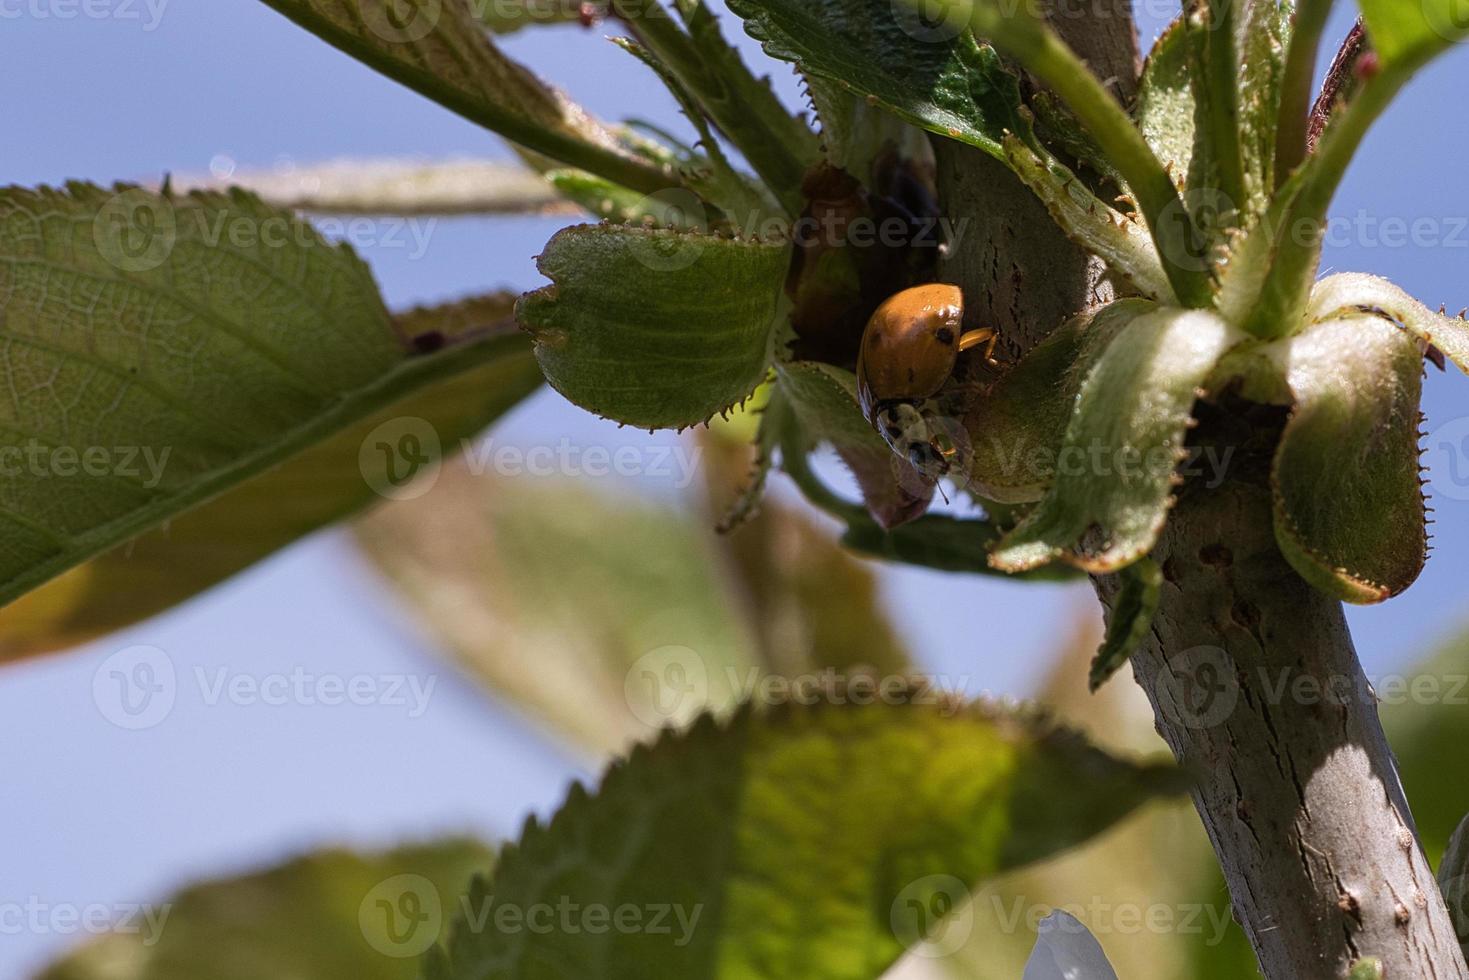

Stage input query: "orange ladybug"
[{"left": 856, "top": 284, "right": 996, "bottom": 477}]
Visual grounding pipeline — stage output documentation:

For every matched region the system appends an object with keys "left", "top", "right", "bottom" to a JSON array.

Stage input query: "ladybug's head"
[{"left": 874, "top": 401, "right": 952, "bottom": 481}]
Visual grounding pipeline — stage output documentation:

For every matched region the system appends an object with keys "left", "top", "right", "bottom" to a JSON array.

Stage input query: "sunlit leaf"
[
  {"left": 1136, "top": 16, "right": 1195, "bottom": 184},
  {"left": 1309, "top": 272, "right": 1469, "bottom": 374},
  {"left": 517, "top": 223, "right": 788, "bottom": 429},
  {"left": 38, "top": 840, "right": 495, "bottom": 980},
  {"left": 1002, "top": 137, "right": 1173, "bottom": 303},
  {"left": 0, "top": 183, "right": 524, "bottom": 617},
  {"left": 1359, "top": 0, "right": 1469, "bottom": 67},
  {"left": 428, "top": 700, "right": 1184, "bottom": 980},
  {"left": 255, "top": 0, "right": 671, "bottom": 194},
  {"left": 0, "top": 295, "right": 541, "bottom": 662},
  {"left": 727, "top": 0, "right": 1027, "bottom": 159}
]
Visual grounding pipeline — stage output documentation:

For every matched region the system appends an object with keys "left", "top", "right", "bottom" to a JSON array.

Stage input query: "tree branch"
[{"left": 941, "top": 3, "right": 1469, "bottom": 977}]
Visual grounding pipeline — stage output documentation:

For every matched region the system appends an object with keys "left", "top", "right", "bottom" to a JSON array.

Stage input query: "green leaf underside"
[
  {"left": 1136, "top": 16, "right": 1196, "bottom": 184},
  {"left": 726, "top": 0, "right": 1026, "bottom": 158},
  {"left": 428, "top": 702, "right": 1182, "bottom": 980},
  {"left": 1002, "top": 136, "right": 1174, "bottom": 303},
  {"left": 0, "top": 183, "right": 517, "bottom": 611},
  {"left": 0, "top": 295, "right": 541, "bottom": 662},
  {"left": 1234, "top": 0, "right": 1291, "bottom": 218},
  {"left": 968, "top": 299, "right": 1156, "bottom": 505},
  {"left": 774, "top": 360, "right": 934, "bottom": 528},
  {"left": 517, "top": 224, "right": 788, "bottom": 429},
  {"left": 1309, "top": 272, "right": 1469, "bottom": 374},
  {"left": 991, "top": 306, "right": 1240, "bottom": 573},
  {"left": 38, "top": 841, "right": 495, "bottom": 980},
  {"left": 1090, "top": 557, "right": 1162, "bottom": 691},
  {"left": 254, "top": 0, "right": 669, "bottom": 195},
  {"left": 840, "top": 513, "right": 1080, "bottom": 581},
  {"left": 472, "top": 0, "right": 584, "bottom": 33},
  {"left": 1271, "top": 313, "right": 1427, "bottom": 603}
]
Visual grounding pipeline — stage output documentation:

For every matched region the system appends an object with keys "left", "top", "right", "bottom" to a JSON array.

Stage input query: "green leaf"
[
  {"left": 1090, "top": 557, "right": 1162, "bottom": 691},
  {"left": 605, "top": 36, "right": 778, "bottom": 223},
  {"left": 1136, "top": 16, "right": 1196, "bottom": 183},
  {"left": 0, "top": 183, "right": 525, "bottom": 614},
  {"left": 1002, "top": 136, "right": 1174, "bottom": 303},
  {"left": 991, "top": 306, "right": 1241, "bottom": 573},
  {"left": 517, "top": 223, "right": 788, "bottom": 429},
  {"left": 840, "top": 512, "right": 1080, "bottom": 580},
  {"left": 428, "top": 701, "right": 1184, "bottom": 980},
  {"left": 254, "top": 0, "right": 672, "bottom": 195},
  {"left": 1309, "top": 272, "right": 1469, "bottom": 374},
  {"left": 356, "top": 461, "right": 760, "bottom": 755},
  {"left": 1270, "top": 313, "right": 1427, "bottom": 603},
  {"left": 614, "top": 0, "right": 819, "bottom": 211},
  {"left": 38, "top": 840, "right": 495, "bottom": 980},
  {"left": 1360, "top": 0, "right": 1469, "bottom": 67},
  {"left": 0, "top": 295, "right": 541, "bottom": 661},
  {"left": 727, "top": 0, "right": 1028, "bottom": 160}
]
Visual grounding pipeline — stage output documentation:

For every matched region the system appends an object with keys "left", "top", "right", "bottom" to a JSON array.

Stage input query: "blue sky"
[{"left": 2, "top": 2, "right": 1468, "bottom": 973}]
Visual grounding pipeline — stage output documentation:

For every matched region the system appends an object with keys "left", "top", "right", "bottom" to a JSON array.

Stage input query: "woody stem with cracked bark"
[{"left": 935, "top": 5, "right": 1468, "bottom": 976}]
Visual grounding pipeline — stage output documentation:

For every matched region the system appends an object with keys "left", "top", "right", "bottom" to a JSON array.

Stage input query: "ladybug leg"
[{"left": 958, "top": 327, "right": 999, "bottom": 366}]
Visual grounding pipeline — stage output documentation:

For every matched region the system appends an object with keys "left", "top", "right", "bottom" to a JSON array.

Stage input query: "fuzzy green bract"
[
  {"left": 425, "top": 701, "right": 1183, "bottom": 980},
  {"left": 518, "top": 224, "right": 789, "bottom": 429},
  {"left": 990, "top": 307, "right": 1242, "bottom": 573}
]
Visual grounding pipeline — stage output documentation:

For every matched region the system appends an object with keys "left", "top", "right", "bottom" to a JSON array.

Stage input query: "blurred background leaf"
[{"left": 38, "top": 840, "right": 495, "bottom": 980}]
